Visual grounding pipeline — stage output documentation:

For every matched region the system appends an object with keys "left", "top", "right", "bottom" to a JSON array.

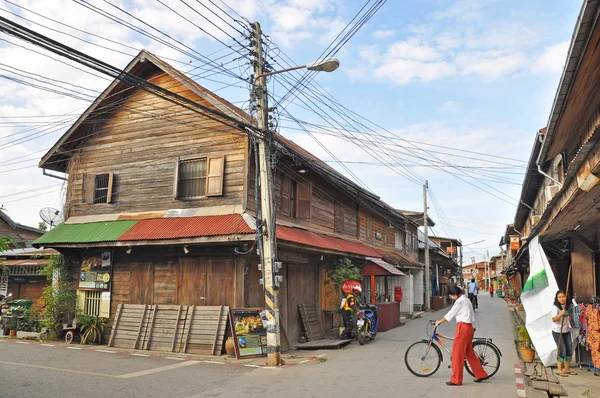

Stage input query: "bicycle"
[{"left": 404, "top": 320, "right": 502, "bottom": 378}]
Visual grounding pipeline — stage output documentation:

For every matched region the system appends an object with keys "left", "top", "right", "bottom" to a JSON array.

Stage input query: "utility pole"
[
  {"left": 423, "top": 181, "right": 430, "bottom": 311},
  {"left": 486, "top": 249, "right": 490, "bottom": 291},
  {"left": 252, "top": 21, "right": 281, "bottom": 367}
]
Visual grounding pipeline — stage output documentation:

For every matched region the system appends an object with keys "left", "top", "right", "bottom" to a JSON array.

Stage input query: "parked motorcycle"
[{"left": 356, "top": 303, "right": 380, "bottom": 345}]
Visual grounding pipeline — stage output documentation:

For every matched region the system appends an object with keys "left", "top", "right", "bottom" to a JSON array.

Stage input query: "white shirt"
[
  {"left": 468, "top": 282, "right": 478, "bottom": 295},
  {"left": 552, "top": 306, "right": 572, "bottom": 333},
  {"left": 444, "top": 295, "right": 475, "bottom": 324}
]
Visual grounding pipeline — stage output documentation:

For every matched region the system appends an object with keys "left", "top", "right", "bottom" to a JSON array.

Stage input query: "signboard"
[
  {"left": 341, "top": 280, "right": 362, "bottom": 294},
  {"left": 510, "top": 236, "right": 520, "bottom": 251},
  {"left": 79, "top": 251, "right": 111, "bottom": 290},
  {"left": 229, "top": 308, "right": 268, "bottom": 359}
]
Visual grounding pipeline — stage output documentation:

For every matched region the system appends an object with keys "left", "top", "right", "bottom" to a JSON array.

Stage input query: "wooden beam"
[
  {"left": 183, "top": 306, "right": 194, "bottom": 353},
  {"left": 143, "top": 305, "right": 157, "bottom": 350},
  {"left": 171, "top": 305, "right": 182, "bottom": 352},
  {"left": 571, "top": 230, "right": 598, "bottom": 251},
  {"left": 108, "top": 303, "right": 122, "bottom": 347},
  {"left": 211, "top": 306, "right": 223, "bottom": 355},
  {"left": 133, "top": 304, "right": 147, "bottom": 349}
]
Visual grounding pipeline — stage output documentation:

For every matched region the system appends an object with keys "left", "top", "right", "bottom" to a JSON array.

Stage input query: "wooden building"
[
  {"left": 0, "top": 211, "right": 44, "bottom": 249},
  {"left": 0, "top": 248, "right": 57, "bottom": 302},
  {"left": 507, "top": 0, "right": 600, "bottom": 299},
  {"left": 33, "top": 50, "right": 420, "bottom": 346}
]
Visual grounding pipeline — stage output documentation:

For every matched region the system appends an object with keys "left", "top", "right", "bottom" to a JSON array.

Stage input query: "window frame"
[
  {"left": 173, "top": 155, "right": 224, "bottom": 200},
  {"left": 83, "top": 172, "right": 113, "bottom": 204}
]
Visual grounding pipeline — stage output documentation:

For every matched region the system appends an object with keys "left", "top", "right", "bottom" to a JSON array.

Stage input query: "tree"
[
  {"left": 40, "top": 254, "right": 76, "bottom": 335},
  {"left": 38, "top": 222, "right": 48, "bottom": 231},
  {"left": 323, "top": 258, "right": 362, "bottom": 309}
]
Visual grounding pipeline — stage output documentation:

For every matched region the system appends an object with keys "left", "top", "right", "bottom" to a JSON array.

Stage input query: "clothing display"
[{"left": 578, "top": 300, "right": 600, "bottom": 368}]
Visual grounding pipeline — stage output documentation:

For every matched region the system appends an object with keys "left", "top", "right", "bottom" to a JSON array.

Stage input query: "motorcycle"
[{"left": 356, "top": 303, "right": 380, "bottom": 345}]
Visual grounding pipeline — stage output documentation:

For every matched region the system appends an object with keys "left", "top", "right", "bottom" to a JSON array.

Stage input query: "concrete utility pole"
[
  {"left": 252, "top": 21, "right": 281, "bottom": 367},
  {"left": 486, "top": 249, "right": 490, "bottom": 291},
  {"left": 423, "top": 181, "right": 430, "bottom": 311}
]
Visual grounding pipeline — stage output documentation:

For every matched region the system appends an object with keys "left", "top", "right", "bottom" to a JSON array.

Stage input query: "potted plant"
[
  {"left": 517, "top": 325, "right": 535, "bottom": 361},
  {"left": 79, "top": 315, "right": 109, "bottom": 345}
]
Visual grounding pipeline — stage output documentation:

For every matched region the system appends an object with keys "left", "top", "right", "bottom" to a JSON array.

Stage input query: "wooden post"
[
  {"left": 143, "top": 305, "right": 157, "bottom": 350},
  {"left": 171, "top": 305, "right": 182, "bottom": 352},
  {"left": 183, "top": 306, "right": 194, "bottom": 353},
  {"left": 211, "top": 306, "right": 223, "bottom": 355},
  {"left": 371, "top": 275, "right": 376, "bottom": 303}
]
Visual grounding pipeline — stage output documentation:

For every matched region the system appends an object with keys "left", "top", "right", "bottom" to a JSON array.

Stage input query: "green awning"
[{"left": 33, "top": 220, "right": 138, "bottom": 245}]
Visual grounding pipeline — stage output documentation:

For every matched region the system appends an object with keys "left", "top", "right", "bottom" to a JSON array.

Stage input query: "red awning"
[
  {"left": 118, "top": 214, "right": 254, "bottom": 241},
  {"left": 276, "top": 225, "right": 381, "bottom": 257},
  {"left": 363, "top": 257, "right": 406, "bottom": 276}
]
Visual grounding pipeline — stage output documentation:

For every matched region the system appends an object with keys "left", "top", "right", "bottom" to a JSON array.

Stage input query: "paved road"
[{"left": 0, "top": 294, "right": 520, "bottom": 398}]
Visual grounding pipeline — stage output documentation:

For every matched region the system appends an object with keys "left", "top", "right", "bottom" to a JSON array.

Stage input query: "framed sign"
[
  {"left": 341, "top": 280, "right": 362, "bottom": 294},
  {"left": 79, "top": 251, "right": 111, "bottom": 290},
  {"left": 229, "top": 308, "right": 268, "bottom": 359}
]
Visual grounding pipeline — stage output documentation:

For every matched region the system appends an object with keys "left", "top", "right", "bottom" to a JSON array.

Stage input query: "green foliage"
[
  {"left": 323, "top": 258, "right": 362, "bottom": 310},
  {"left": 0, "top": 237, "right": 14, "bottom": 271},
  {"left": 16, "top": 308, "right": 42, "bottom": 332},
  {"left": 517, "top": 325, "right": 533, "bottom": 349},
  {"left": 79, "top": 315, "right": 109, "bottom": 344},
  {"left": 39, "top": 254, "right": 76, "bottom": 334},
  {"left": 38, "top": 222, "right": 48, "bottom": 231},
  {"left": 582, "top": 390, "right": 594, "bottom": 398}
]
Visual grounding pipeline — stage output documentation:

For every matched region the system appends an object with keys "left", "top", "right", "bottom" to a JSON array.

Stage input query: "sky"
[{"left": 0, "top": 0, "right": 581, "bottom": 262}]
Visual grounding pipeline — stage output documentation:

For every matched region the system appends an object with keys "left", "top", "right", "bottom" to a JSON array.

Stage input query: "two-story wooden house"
[{"left": 33, "top": 50, "right": 420, "bottom": 345}]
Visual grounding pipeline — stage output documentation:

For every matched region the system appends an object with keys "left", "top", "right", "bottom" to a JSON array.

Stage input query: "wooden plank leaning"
[
  {"left": 108, "top": 303, "right": 122, "bottom": 347},
  {"left": 143, "top": 305, "right": 157, "bottom": 350},
  {"left": 133, "top": 304, "right": 148, "bottom": 349},
  {"left": 171, "top": 305, "right": 182, "bottom": 352},
  {"left": 183, "top": 306, "right": 194, "bottom": 353},
  {"left": 211, "top": 306, "right": 223, "bottom": 355}
]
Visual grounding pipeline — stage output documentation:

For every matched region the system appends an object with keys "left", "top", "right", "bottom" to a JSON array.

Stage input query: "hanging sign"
[
  {"left": 341, "top": 280, "right": 362, "bottom": 294},
  {"left": 510, "top": 236, "right": 520, "bottom": 251}
]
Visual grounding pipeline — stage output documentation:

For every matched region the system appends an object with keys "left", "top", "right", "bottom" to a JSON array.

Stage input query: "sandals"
[
  {"left": 557, "top": 372, "right": 569, "bottom": 377},
  {"left": 565, "top": 370, "right": 577, "bottom": 375}
]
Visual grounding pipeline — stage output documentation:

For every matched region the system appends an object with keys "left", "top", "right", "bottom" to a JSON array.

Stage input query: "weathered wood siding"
[{"left": 65, "top": 69, "right": 247, "bottom": 218}]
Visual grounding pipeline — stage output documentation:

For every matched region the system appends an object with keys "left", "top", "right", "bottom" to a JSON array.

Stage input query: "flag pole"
[{"left": 556, "top": 263, "right": 573, "bottom": 362}]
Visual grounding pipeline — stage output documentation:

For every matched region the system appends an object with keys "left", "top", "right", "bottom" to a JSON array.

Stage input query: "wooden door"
[
  {"left": 130, "top": 263, "right": 154, "bottom": 304},
  {"left": 177, "top": 258, "right": 207, "bottom": 306},
  {"left": 206, "top": 258, "right": 235, "bottom": 306},
  {"left": 286, "top": 264, "right": 319, "bottom": 342}
]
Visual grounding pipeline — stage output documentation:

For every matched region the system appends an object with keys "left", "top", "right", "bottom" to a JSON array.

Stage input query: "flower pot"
[
  {"left": 225, "top": 337, "right": 235, "bottom": 356},
  {"left": 8, "top": 330, "right": 16, "bottom": 337},
  {"left": 520, "top": 347, "right": 535, "bottom": 361}
]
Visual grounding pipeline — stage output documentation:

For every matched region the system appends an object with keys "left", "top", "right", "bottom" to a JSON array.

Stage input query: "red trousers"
[{"left": 450, "top": 322, "right": 488, "bottom": 385}]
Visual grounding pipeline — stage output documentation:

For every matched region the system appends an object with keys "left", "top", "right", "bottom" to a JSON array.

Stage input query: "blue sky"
[{"left": 0, "top": 0, "right": 581, "bottom": 261}]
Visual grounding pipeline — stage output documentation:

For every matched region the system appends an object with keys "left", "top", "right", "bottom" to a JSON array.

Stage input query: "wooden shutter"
[
  {"left": 76, "top": 290, "right": 86, "bottom": 312},
  {"left": 99, "top": 292, "right": 111, "bottom": 318},
  {"left": 296, "top": 181, "right": 311, "bottom": 219},
  {"left": 173, "top": 158, "right": 180, "bottom": 200},
  {"left": 334, "top": 202, "right": 344, "bottom": 232},
  {"left": 206, "top": 156, "right": 224, "bottom": 196},
  {"left": 82, "top": 174, "right": 95, "bottom": 204},
  {"left": 106, "top": 172, "right": 114, "bottom": 203},
  {"left": 280, "top": 174, "right": 291, "bottom": 216},
  {"left": 366, "top": 217, "right": 373, "bottom": 241}
]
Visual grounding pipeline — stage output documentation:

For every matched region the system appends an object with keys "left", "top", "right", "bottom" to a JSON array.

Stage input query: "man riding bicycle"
[{"left": 467, "top": 278, "right": 479, "bottom": 309}]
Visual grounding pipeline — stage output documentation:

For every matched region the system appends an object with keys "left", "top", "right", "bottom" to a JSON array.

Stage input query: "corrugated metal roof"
[
  {"left": 0, "top": 248, "right": 57, "bottom": 257},
  {"left": 2, "top": 259, "right": 48, "bottom": 266},
  {"left": 276, "top": 225, "right": 381, "bottom": 257},
  {"left": 365, "top": 257, "right": 406, "bottom": 276},
  {"left": 118, "top": 214, "right": 253, "bottom": 241},
  {"left": 33, "top": 220, "right": 138, "bottom": 245}
]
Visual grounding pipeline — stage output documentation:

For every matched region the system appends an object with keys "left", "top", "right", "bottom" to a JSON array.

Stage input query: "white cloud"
[
  {"left": 437, "top": 101, "right": 463, "bottom": 114},
  {"left": 372, "top": 29, "right": 395, "bottom": 40},
  {"left": 531, "top": 41, "right": 569, "bottom": 74}
]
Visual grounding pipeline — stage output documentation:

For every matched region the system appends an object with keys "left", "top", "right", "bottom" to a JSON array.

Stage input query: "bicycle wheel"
[
  {"left": 405, "top": 340, "right": 442, "bottom": 377},
  {"left": 465, "top": 341, "right": 501, "bottom": 378}
]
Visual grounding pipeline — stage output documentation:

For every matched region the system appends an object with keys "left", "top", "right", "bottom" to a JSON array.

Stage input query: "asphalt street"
[{"left": 0, "top": 294, "right": 521, "bottom": 398}]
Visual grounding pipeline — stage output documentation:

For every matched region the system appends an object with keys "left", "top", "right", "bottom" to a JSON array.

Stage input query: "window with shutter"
[
  {"left": 366, "top": 217, "right": 373, "bottom": 241},
  {"left": 296, "top": 181, "right": 311, "bottom": 219},
  {"left": 395, "top": 231, "right": 403, "bottom": 250},
  {"left": 280, "top": 174, "right": 291, "bottom": 216},
  {"left": 334, "top": 201, "right": 344, "bottom": 233},
  {"left": 83, "top": 173, "right": 114, "bottom": 204},
  {"left": 174, "top": 156, "right": 225, "bottom": 199}
]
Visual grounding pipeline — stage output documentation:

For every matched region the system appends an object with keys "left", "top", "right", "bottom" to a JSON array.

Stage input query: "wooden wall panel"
[
  {"left": 154, "top": 261, "right": 177, "bottom": 305},
  {"left": 572, "top": 251, "right": 596, "bottom": 296},
  {"left": 177, "top": 258, "right": 206, "bottom": 306},
  {"left": 286, "top": 263, "right": 319, "bottom": 342},
  {"left": 206, "top": 258, "right": 235, "bottom": 307},
  {"left": 111, "top": 261, "right": 130, "bottom": 316},
  {"left": 130, "top": 263, "right": 154, "bottom": 304},
  {"left": 66, "top": 71, "right": 247, "bottom": 218},
  {"left": 246, "top": 260, "right": 265, "bottom": 308}
]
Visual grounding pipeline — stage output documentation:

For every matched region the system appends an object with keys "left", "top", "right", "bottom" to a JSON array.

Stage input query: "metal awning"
[{"left": 365, "top": 257, "right": 406, "bottom": 276}]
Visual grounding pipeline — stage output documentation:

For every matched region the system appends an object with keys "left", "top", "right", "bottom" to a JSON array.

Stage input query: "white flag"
[{"left": 520, "top": 236, "right": 559, "bottom": 366}]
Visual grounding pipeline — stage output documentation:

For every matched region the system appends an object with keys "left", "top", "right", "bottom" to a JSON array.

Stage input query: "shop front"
[{"left": 360, "top": 257, "right": 405, "bottom": 332}]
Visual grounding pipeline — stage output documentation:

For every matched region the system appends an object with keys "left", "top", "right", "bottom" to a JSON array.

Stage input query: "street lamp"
[
  {"left": 254, "top": 58, "right": 340, "bottom": 82},
  {"left": 251, "top": 21, "right": 340, "bottom": 367}
]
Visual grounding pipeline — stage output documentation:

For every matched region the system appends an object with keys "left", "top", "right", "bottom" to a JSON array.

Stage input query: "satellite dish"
[{"left": 39, "top": 207, "right": 63, "bottom": 229}]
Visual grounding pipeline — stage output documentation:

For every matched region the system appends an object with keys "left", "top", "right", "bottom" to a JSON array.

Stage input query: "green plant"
[
  {"left": 16, "top": 308, "right": 42, "bottom": 332},
  {"left": 582, "top": 389, "right": 594, "bottom": 398},
  {"left": 517, "top": 325, "right": 533, "bottom": 349},
  {"left": 79, "top": 315, "right": 109, "bottom": 344},
  {"left": 39, "top": 254, "right": 76, "bottom": 335},
  {"left": 323, "top": 258, "right": 362, "bottom": 310}
]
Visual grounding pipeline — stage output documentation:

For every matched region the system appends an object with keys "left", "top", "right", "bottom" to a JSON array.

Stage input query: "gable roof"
[
  {"left": 40, "top": 50, "right": 409, "bottom": 228},
  {"left": 0, "top": 211, "right": 45, "bottom": 236}
]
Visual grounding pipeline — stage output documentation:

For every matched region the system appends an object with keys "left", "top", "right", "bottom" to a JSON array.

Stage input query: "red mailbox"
[{"left": 394, "top": 286, "right": 403, "bottom": 302}]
